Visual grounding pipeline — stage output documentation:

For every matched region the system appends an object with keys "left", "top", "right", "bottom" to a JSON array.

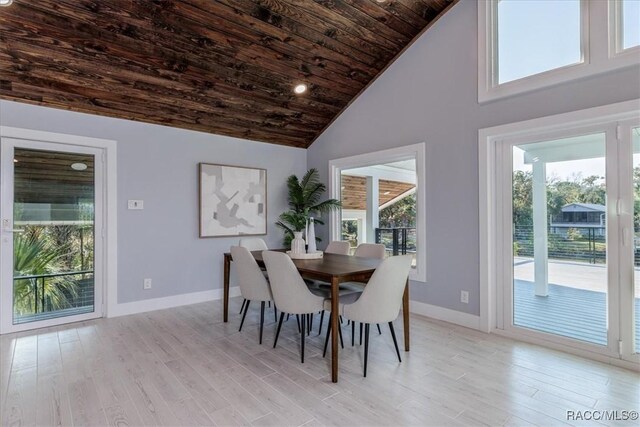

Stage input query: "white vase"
[
  {"left": 307, "top": 218, "right": 317, "bottom": 253},
  {"left": 291, "top": 231, "right": 306, "bottom": 254}
]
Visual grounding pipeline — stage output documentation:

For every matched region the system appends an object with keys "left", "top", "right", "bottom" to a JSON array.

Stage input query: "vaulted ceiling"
[{"left": 0, "top": 0, "right": 456, "bottom": 148}]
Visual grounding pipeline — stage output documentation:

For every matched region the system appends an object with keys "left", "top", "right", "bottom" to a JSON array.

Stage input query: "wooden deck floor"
[
  {"left": 1, "top": 297, "right": 639, "bottom": 426},
  {"left": 515, "top": 280, "right": 640, "bottom": 349}
]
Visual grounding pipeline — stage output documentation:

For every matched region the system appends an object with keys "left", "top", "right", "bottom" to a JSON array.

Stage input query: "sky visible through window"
[
  {"left": 505, "top": 1, "right": 639, "bottom": 180},
  {"left": 623, "top": 0, "right": 640, "bottom": 49},
  {"left": 497, "top": 0, "right": 582, "bottom": 84}
]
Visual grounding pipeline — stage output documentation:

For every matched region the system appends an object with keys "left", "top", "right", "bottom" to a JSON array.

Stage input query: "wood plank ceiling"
[
  {"left": 341, "top": 175, "right": 414, "bottom": 210},
  {"left": 14, "top": 148, "right": 95, "bottom": 205},
  {"left": 0, "top": 0, "right": 455, "bottom": 148}
]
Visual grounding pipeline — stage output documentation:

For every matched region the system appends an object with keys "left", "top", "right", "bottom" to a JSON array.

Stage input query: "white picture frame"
[{"left": 199, "top": 163, "right": 267, "bottom": 238}]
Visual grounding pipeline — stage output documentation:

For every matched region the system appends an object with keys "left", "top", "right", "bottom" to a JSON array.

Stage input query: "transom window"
[
  {"left": 620, "top": 0, "right": 640, "bottom": 51},
  {"left": 497, "top": 0, "right": 583, "bottom": 85},
  {"left": 479, "top": 0, "right": 640, "bottom": 102}
]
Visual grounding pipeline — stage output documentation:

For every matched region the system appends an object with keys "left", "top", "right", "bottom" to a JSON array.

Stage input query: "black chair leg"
[
  {"left": 359, "top": 323, "right": 363, "bottom": 345},
  {"left": 338, "top": 320, "right": 344, "bottom": 349},
  {"left": 239, "top": 300, "right": 251, "bottom": 331},
  {"left": 308, "top": 314, "right": 313, "bottom": 336},
  {"left": 300, "top": 314, "right": 306, "bottom": 363},
  {"left": 364, "top": 324, "right": 370, "bottom": 377},
  {"left": 239, "top": 298, "right": 247, "bottom": 314},
  {"left": 273, "top": 313, "right": 285, "bottom": 348},
  {"left": 287, "top": 313, "right": 290, "bottom": 321},
  {"left": 259, "top": 301, "right": 265, "bottom": 344},
  {"left": 268, "top": 301, "right": 271, "bottom": 308},
  {"left": 322, "top": 313, "right": 332, "bottom": 357},
  {"left": 296, "top": 314, "right": 301, "bottom": 333},
  {"left": 377, "top": 324, "right": 382, "bottom": 335},
  {"left": 351, "top": 321, "right": 355, "bottom": 346},
  {"left": 317, "top": 310, "right": 325, "bottom": 335},
  {"left": 274, "top": 305, "right": 278, "bottom": 322},
  {"left": 389, "top": 322, "right": 401, "bottom": 362}
]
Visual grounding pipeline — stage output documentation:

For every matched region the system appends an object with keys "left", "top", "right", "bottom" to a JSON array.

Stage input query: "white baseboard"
[
  {"left": 107, "top": 286, "right": 241, "bottom": 318},
  {"left": 409, "top": 300, "right": 481, "bottom": 330}
]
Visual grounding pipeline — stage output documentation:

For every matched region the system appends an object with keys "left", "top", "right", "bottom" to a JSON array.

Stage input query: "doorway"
[
  {"left": 1, "top": 133, "right": 109, "bottom": 333},
  {"left": 480, "top": 101, "right": 640, "bottom": 365}
]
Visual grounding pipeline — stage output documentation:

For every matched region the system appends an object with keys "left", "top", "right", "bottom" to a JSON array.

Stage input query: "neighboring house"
[{"left": 550, "top": 203, "right": 606, "bottom": 237}]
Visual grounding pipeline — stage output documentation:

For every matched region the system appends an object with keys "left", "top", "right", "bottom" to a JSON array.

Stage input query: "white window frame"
[
  {"left": 328, "top": 143, "right": 426, "bottom": 283},
  {"left": 609, "top": 0, "right": 640, "bottom": 55},
  {"left": 478, "top": 99, "right": 640, "bottom": 369},
  {"left": 479, "top": 0, "right": 640, "bottom": 103}
]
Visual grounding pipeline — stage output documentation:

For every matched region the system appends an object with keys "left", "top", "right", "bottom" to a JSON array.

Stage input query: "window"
[
  {"left": 328, "top": 143, "right": 426, "bottom": 282},
  {"left": 497, "top": 0, "right": 583, "bottom": 84},
  {"left": 619, "top": 0, "right": 640, "bottom": 51},
  {"left": 479, "top": 1, "right": 640, "bottom": 102}
]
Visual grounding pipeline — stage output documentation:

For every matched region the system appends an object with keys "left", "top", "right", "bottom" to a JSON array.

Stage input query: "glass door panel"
[
  {"left": 512, "top": 133, "right": 608, "bottom": 345},
  {"left": 633, "top": 127, "right": 640, "bottom": 353},
  {"left": 11, "top": 148, "right": 95, "bottom": 324}
]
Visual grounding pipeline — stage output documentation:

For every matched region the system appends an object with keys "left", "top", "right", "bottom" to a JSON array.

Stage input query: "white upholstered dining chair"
[
  {"left": 325, "top": 240, "right": 351, "bottom": 255},
  {"left": 323, "top": 254, "right": 413, "bottom": 376},
  {"left": 262, "top": 250, "right": 326, "bottom": 363},
  {"left": 230, "top": 246, "right": 274, "bottom": 344},
  {"left": 238, "top": 238, "right": 270, "bottom": 314},
  {"left": 238, "top": 237, "right": 269, "bottom": 251}
]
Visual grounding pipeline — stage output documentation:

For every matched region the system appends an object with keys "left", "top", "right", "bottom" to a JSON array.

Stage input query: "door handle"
[{"left": 622, "top": 227, "right": 630, "bottom": 246}]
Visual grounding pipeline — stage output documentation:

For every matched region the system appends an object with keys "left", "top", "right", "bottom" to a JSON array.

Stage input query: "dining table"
[{"left": 222, "top": 249, "right": 410, "bottom": 383}]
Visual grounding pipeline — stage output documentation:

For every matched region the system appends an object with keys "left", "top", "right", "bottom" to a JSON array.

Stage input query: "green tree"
[
  {"left": 379, "top": 194, "right": 416, "bottom": 228},
  {"left": 13, "top": 227, "right": 79, "bottom": 316},
  {"left": 512, "top": 171, "right": 533, "bottom": 226}
]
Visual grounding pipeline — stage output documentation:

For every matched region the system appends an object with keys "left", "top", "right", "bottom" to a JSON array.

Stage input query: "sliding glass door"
[
  {"left": 512, "top": 133, "right": 609, "bottom": 346},
  {"left": 500, "top": 120, "right": 639, "bottom": 362}
]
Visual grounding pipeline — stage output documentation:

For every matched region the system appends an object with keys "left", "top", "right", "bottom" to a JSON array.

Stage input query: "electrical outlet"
[
  {"left": 460, "top": 290, "right": 469, "bottom": 304},
  {"left": 143, "top": 278, "right": 152, "bottom": 290}
]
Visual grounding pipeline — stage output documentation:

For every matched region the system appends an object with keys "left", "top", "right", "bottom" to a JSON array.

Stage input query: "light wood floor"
[{"left": 1, "top": 297, "right": 639, "bottom": 427}]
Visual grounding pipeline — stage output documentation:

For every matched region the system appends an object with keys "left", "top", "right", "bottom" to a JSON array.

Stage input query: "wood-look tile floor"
[{"left": 1, "top": 297, "right": 639, "bottom": 427}]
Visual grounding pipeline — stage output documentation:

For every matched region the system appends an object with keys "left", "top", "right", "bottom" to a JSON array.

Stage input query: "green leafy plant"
[
  {"left": 276, "top": 168, "right": 341, "bottom": 245},
  {"left": 13, "top": 227, "right": 79, "bottom": 316}
]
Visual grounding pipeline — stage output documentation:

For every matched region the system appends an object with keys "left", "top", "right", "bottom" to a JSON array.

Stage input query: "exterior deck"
[{"left": 514, "top": 258, "right": 640, "bottom": 351}]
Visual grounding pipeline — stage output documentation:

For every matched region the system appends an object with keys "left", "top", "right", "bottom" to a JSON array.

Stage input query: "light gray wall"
[
  {"left": 0, "top": 100, "right": 307, "bottom": 304},
  {"left": 307, "top": 0, "right": 640, "bottom": 316}
]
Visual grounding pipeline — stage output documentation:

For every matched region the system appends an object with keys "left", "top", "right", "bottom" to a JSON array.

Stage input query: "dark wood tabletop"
[{"left": 250, "top": 250, "right": 381, "bottom": 279}]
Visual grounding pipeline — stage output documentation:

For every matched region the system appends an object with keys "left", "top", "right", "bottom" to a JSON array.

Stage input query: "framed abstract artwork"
[{"left": 199, "top": 163, "right": 267, "bottom": 238}]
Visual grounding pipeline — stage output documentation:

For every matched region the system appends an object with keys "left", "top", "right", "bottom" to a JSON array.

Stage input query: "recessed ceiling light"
[
  {"left": 0, "top": 0, "right": 14, "bottom": 7},
  {"left": 383, "top": 191, "right": 391, "bottom": 195},
  {"left": 293, "top": 83, "right": 307, "bottom": 94},
  {"left": 13, "top": 158, "right": 18, "bottom": 163},
  {"left": 71, "top": 162, "right": 88, "bottom": 171}
]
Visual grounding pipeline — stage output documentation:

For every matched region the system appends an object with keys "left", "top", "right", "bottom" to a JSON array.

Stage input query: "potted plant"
[{"left": 276, "top": 168, "right": 341, "bottom": 246}]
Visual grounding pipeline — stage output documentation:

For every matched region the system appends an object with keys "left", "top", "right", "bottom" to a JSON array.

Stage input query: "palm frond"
[
  {"left": 278, "top": 168, "right": 341, "bottom": 243},
  {"left": 310, "top": 199, "right": 342, "bottom": 215}
]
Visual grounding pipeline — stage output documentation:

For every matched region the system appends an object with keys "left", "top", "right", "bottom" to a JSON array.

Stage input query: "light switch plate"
[
  {"left": 128, "top": 200, "right": 144, "bottom": 210},
  {"left": 143, "top": 278, "right": 152, "bottom": 289}
]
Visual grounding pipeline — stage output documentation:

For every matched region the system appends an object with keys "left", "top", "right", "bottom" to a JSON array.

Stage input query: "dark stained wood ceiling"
[
  {"left": 14, "top": 149, "right": 95, "bottom": 205},
  {"left": 0, "top": 0, "right": 456, "bottom": 148},
  {"left": 341, "top": 175, "right": 414, "bottom": 210}
]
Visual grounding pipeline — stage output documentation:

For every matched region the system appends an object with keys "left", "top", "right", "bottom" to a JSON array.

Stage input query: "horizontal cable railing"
[
  {"left": 13, "top": 270, "right": 95, "bottom": 324},
  {"left": 513, "top": 225, "right": 626, "bottom": 264},
  {"left": 375, "top": 227, "right": 416, "bottom": 256}
]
